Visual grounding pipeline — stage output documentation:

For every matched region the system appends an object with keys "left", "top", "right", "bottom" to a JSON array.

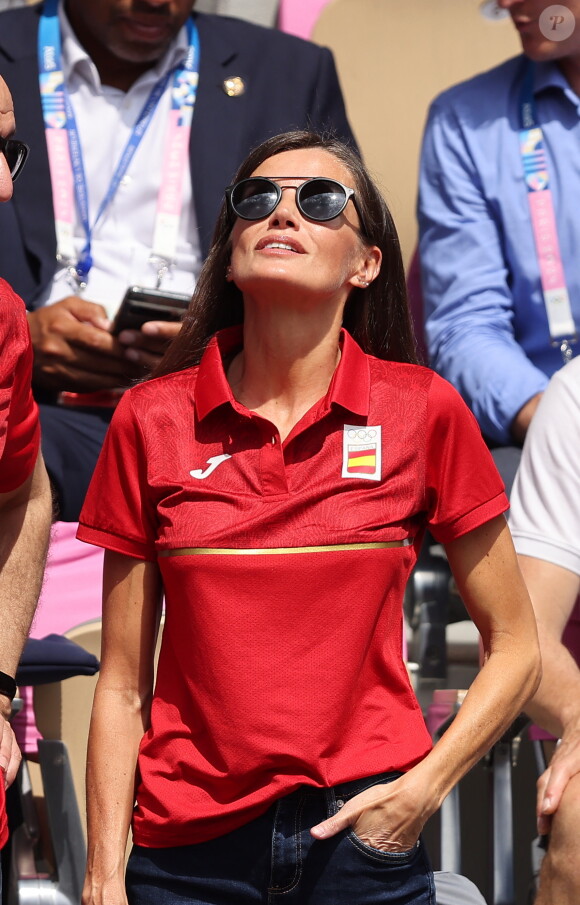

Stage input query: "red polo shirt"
[
  {"left": 1, "top": 281, "right": 40, "bottom": 849},
  {"left": 78, "top": 327, "right": 508, "bottom": 847},
  {"left": 0, "top": 280, "right": 40, "bottom": 494}
]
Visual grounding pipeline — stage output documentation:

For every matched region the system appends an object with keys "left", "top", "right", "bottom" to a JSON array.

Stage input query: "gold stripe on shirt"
[{"left": 159, "top": 540, "right": 413, "bottom": 557}]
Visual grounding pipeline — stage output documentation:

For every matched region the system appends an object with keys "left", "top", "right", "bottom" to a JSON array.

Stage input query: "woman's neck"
[{"left": 227, "top": 303, "right": 343, "bottom": 442}]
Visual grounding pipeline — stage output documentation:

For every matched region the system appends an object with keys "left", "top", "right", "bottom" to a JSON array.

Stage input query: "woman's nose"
[{"left": 268, "top": 186, "right": 299, "bottom": 228}]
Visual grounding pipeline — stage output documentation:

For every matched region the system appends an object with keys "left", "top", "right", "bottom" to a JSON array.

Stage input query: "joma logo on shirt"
[{"left": 190, "top": 454, "right": 231, "bottom": 480}]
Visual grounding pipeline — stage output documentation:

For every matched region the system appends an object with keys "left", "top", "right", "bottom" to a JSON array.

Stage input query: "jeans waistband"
[
  {"left": 286, "top": 771, "right": 402, "bottom": 802},
  {"left": 329, "top": 771, "right": 402, "bottom": 798}
]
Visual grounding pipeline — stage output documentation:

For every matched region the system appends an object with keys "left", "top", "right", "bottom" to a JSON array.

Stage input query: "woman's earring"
[
  {"left": 358, "top": 276, "right": 369, "bottom": 287},
  {"left": 225, "top": 265, "right": 232, "bottom": 281}
]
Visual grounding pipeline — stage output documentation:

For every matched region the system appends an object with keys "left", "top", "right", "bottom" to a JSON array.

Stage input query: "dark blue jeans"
[{"left": 126, "top": 772, "right": 435, "bottom": 905}]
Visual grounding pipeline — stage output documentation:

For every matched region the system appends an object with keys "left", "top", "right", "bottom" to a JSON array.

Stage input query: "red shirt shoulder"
[{"left": 0, "top": 280, "right": 40, "bottom": 492}]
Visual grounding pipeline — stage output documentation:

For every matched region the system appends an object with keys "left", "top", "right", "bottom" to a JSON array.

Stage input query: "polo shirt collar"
[
  {"left": 328, "top": 329, "right": 370, "bottom": 417},
  {"left": 195, "top": 326, "right": 371, "bottom": 423}
]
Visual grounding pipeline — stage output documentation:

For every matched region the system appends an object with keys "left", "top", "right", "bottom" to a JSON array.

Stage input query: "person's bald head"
[{"left": 0, "top": 76, "right": 16, "bottom": 202}]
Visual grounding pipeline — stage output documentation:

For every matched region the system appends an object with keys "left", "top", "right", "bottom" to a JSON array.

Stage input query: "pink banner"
[{"left": 278, "top": 0, "right": 334, "bottom": 39}]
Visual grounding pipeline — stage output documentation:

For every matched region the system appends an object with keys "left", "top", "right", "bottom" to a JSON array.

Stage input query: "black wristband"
[{"left": 0, "top": 671, "right": 17, "bottom": 702}]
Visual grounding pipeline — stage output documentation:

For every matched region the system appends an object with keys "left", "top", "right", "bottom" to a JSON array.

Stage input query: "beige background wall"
[{"left": 313, "top": 0, "right": 521, "bottom": 267}]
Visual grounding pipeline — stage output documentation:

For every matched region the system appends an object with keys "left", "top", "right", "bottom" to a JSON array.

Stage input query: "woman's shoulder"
[
  {"left": 371, "top": 358, "right": 463, "bottom": 392},
  {"left": 125, "top": 366, "right": 200, "bottom": 401},
  {"left": 117, "top": 367, "right": 201, "bottom": 423},
  {"left": 369, "top": 358, "right": 472, "bottom": 417},
  {"left": 369, "top": 357, "right": 435, "bottom": 387}
]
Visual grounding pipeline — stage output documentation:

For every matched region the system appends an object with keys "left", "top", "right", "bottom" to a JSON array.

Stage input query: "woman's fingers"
[
  {"left": 311, "top": 804, "right": 355, "bottom": 840},
  {"left": 310, "top": 781, "right": 423, "bottom": 852}
]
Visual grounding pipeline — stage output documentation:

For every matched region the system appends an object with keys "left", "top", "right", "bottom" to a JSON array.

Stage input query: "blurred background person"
[
  {"left": 418, "top": 0, "right": 580, "bottom": 490},
  {"left": 0, "top": 0, "right": 356, "bottom": 522},
  {"left": 510, "top": 357, "right": 580, "bottom": 905}
]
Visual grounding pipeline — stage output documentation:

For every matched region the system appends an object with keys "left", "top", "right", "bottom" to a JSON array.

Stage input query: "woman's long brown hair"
[{"left": 153, "top": 130, "right": 418, "bottom": 379}]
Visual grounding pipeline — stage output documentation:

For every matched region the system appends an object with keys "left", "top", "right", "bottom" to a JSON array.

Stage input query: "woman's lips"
[{"left": 255, "top": 236, "right": 306, "bottom": 254}]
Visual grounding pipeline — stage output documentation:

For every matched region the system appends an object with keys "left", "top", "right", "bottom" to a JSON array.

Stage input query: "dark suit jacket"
[{"left": 0, "top": 4, "right": 356, "bottom": 308}]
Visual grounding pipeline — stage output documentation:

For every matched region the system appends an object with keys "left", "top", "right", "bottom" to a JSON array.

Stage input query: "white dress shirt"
[{"left": 41, "top": 5, "right": 201, "bottom": 319}]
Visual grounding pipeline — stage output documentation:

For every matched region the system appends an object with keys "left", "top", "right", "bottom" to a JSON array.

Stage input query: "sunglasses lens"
[
  {"left": 231, "top": 178, "right": 279, "bottom": 220},
  {"left": 1, "top": 139, "right": 28, "bottom": 181},
  {"left": 298, "top": 179, "right": 347, "bottom": 221}
]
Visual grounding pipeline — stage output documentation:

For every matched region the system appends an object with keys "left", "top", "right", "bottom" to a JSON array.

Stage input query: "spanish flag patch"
[{"left": 342, "top": 425, "right": 382, "bottom": 481}]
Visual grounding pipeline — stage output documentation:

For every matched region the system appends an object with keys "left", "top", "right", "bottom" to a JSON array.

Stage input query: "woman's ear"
[{"left": 349, "top": 245, "right": 382, "bottom": 289}]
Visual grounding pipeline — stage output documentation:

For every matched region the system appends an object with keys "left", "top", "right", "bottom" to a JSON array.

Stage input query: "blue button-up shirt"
[{"left": 418, "top": 55, "right": 580, "bottom": 444}]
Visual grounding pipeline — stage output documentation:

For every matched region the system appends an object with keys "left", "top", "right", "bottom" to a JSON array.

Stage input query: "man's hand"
[
  {"left": 310, "top": 774, "right": 432, "bottom": 853},
  {"left": 537, "top": 726, "right": 580, "bottom": 835},
  {"left": 117, "top": 319, "right": 182, "bottom": 370},
  {"left": 0, "top": 711, "right": 22, "bottom": 789},
  {"left": 27, "top": 296, "right": 145, "bottom": 392}
]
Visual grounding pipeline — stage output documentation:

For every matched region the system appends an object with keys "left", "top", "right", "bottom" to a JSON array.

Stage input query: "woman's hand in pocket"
[{"left": 310, "top": 772, "right": 436, "bottom": 853}]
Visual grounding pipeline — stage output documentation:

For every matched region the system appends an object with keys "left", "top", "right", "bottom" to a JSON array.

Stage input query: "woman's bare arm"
[{"left": 82, "top": 551, "right": 163, "bottom": 905}]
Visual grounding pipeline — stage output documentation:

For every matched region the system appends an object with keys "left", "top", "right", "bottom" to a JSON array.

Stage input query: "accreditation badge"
[{"left": 342, "top": 425, "right": 382, "bottom": 481}]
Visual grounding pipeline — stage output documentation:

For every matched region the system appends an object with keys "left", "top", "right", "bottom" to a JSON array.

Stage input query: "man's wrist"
[{"left": 0, "top": 671, "right": 16, "bottom": 702}]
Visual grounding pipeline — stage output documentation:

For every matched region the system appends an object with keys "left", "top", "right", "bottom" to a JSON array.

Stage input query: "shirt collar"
[
  {"left": 195, "top": 326, "right": 371, "bottom": 423},
  {"left": 533, "top": 59, "right": 580, "bottom": 108},
  {"left": 59, "top": 3, "right": 191, "bottom": 93}
]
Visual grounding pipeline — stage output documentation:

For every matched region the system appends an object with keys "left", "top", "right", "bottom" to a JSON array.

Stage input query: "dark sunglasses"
[
  {"left": 226, "top": 176, "right": 367, "bottom": 232},
  {"left": 0, "top": 136, "right": 30, "bottom": 182}
]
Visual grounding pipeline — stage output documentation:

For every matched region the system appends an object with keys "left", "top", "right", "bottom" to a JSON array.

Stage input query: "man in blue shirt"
[
  {"left": 418, "top": 0, "right": 580, "bottom": 458},
  {"left": 420, "top": 4, "right": 580, "bottom": 900}
]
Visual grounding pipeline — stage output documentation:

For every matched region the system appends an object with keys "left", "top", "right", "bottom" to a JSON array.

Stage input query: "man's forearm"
[
  {"left": 517, "top": 556, "right": 580, "bottom": 738},
  {"left": 526, "top": 626, "right": 580, "bottom": 739},
  {"left": 0, "top": 454, "right": 52, "bottom": 713}
]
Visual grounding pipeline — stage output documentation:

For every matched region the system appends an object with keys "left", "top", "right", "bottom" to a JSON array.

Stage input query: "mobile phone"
[{"left": 111, "top": 286, "right": 191, "bottom": 335}]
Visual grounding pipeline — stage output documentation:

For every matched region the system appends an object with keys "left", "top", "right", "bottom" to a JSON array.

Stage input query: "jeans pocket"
[{"left": 345, "top": 830, "right": 421, "bottom": 864}]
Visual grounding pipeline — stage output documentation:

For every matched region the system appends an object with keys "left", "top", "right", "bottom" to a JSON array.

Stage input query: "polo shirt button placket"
[{"left": 260, "top": 429, "right": 287, "bottom": 495}]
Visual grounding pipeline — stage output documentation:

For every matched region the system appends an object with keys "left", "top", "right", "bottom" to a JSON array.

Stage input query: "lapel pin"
[{"left": 222, "top": 76, "right": 246, "bottom": 97}]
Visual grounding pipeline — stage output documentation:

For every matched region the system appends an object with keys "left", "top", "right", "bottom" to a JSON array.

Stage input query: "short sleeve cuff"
[
  {"left": 76, "top": 523, "right": 156, "bottom": 562},
  {"left": 430, "top": 491, "right": 509, "bottom": 545},
  {"left": 511, "top": 531, "right": 580, "bottom": 578}
]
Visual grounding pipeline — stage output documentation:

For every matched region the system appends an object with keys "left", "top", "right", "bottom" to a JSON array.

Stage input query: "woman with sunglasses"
[{"left": 78, "top": 131, "right": 540, "bottom": 905}]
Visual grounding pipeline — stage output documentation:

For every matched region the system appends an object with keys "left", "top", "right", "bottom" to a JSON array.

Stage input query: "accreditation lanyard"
[
  {"left": 519, "top": 59, "right": 576, "bottom": 363},
  {"left": 38, "top": 0, "right": 200, "bottom": 291}
]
